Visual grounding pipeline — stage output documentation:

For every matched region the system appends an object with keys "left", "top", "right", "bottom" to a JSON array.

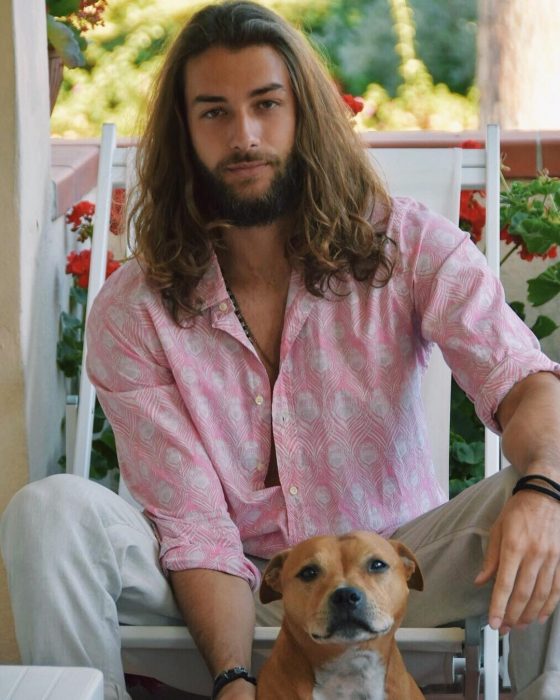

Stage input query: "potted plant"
[{"left": 47, "top": 0, "right": 107, "bottom": 111}]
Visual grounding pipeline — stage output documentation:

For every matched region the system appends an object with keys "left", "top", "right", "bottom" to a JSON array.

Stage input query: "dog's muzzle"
[{"left": 322, "top": 586, "right": 376, "bottom": 639}]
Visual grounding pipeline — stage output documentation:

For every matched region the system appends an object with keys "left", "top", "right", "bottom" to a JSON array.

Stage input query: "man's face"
[{"left": 184, "top": 44, "right": 300, "bottom": 226}]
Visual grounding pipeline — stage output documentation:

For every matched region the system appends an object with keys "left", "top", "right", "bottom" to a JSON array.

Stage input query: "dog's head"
[{"left": 260, "top": 531, "right": 423, "bottom": 646}]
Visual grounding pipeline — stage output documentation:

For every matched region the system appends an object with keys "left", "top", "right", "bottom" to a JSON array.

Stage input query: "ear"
[
  {"left": 389, "top": 540, "right": 424, "bottom": 591},
  {"left": 259, "top": 550, "right": 290, "bottom": 604}
]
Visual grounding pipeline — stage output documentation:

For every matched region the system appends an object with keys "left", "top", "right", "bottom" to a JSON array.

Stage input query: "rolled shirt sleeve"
[
  {"left": 400, "top": 198, "right": 560, "bottom": 432},
  {"left": 86, "top": 269, "right": 260, "bottom": 589}
]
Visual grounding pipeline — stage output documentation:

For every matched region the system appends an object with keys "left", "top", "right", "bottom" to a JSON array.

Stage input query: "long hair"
[{"left": 130, "top": 0, "right": 395, "bottom": 323}]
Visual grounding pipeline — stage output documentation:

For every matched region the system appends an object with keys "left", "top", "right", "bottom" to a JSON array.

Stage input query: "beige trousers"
[{"left": 1, "top": 468, "right": 559, "bottom": 699}]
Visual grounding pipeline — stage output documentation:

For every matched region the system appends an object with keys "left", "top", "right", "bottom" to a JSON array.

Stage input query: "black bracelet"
[
  {"left": 512, "top": 482, "right": 560, "bottom": 503},
  {"left": 513, "top": 474, "right": 560, "bottom": 493},
  {"left": 212, "top": 666, "right": 257, "bottom": 699}
]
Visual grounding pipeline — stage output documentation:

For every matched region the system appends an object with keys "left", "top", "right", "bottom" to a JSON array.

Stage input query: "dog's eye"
[
  {"left": 367, "top": 559, "right": 388, "bottom": 573},
  {"left": 296, "top": 565, "right": 320, "bottom": 582}
]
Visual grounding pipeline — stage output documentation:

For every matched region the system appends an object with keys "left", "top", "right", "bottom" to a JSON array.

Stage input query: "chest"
[{"left": 311, "top": 650, "right": 387, "bottom": 700}]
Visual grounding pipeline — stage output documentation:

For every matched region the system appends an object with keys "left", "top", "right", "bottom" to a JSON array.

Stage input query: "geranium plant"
[
  {"left": 451, "top": 147, "right": 560, "bottom": 497},
  {"left": 47, "top": 0, "right": 107, "bottom": 68},
  {"left": 57, "top": 190, "right": 124, "bottom": 480}
]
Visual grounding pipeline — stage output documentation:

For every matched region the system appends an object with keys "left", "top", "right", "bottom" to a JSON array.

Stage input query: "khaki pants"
[{"left": 1, "top": 469, "right": 559, "bottom": 699}]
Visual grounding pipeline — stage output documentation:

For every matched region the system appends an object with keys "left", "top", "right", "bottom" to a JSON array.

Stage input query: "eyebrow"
[{"left": 192, "top": 82, "right": 286, "bottom": 105}]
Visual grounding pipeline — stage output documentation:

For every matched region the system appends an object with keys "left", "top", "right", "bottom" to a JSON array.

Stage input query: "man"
[{"left": 2, "top": 3, "right": 560, "bottom": 700}]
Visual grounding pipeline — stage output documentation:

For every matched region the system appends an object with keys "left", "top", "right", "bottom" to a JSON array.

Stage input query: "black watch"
[{"left": 211, "top": 666, "right": 257, "bottom": 699}]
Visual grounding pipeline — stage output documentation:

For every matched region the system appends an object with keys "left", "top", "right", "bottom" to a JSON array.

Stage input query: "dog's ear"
[
  {"left": 259, "top": 550, "right": 290, "bottom": 604},
  {"left": 389, "top": 540, "right": 424, "bottom": 591}
]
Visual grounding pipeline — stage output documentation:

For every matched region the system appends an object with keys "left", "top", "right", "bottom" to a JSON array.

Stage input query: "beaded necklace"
[{"left": 224, "top": 283, "right": 279, "bottom": 374}]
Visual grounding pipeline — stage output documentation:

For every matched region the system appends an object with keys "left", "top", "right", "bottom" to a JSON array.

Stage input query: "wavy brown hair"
[{"left": 130, "top": 0, "right": 395, "bottom": 323}]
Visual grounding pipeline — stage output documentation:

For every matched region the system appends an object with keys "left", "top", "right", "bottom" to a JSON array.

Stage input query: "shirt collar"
[{"left": 196, "top": 253, "right": 229, "bottom": 312}]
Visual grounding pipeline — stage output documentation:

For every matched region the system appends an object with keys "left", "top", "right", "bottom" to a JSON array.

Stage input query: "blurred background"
[{"left": 50, "top": 0, "right": 560, "bottom": 137}]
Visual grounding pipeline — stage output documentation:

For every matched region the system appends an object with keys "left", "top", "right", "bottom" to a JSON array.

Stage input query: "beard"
[{"left": 192, "top": 148, "right": 303, "bottom": 227}]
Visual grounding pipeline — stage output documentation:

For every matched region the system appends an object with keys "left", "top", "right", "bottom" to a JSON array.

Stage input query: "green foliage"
[
  {"left": 449, "top": 381, "right": 484, "bottom": 498},
  {"left": 451, "top": 174, "right": 560, "bottom": 496},
  {"left": 57, "top": 272, "right": 119, "bottom": 483},
  {"left": 528, "top": 262, "right": 560, "bottom": 307},
  {"left": 51, "top": 0, "right": 478, "bottom": 136},
  {"left": 306, "top": 0, "right": 476, "bottom": 97}
]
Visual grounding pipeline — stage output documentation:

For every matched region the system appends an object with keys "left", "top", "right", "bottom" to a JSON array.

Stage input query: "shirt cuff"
[{"left": 475, "top": 352, "right": 560, "bottom": 434}]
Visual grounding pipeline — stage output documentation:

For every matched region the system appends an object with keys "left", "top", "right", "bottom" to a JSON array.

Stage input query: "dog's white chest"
[{"left": 312, "top": 649, "right": 387, "bottom": 700}]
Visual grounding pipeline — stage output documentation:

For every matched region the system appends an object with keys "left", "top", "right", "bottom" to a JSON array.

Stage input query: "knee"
[{"left": 0, "top": 474, "right": 98, "bottom": 559}]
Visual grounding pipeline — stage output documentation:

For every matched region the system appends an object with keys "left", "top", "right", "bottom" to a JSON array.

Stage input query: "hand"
[
  {"left": 217, "top": 678, "right": 257, "bottom": 699},
  {"left": 475, "top": 489, "right": 560, "bottom": 634}
]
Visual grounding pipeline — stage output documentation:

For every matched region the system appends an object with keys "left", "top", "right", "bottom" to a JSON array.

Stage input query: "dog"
[{"left": 257, "top": 531, "right": 424, "bottom": 699}]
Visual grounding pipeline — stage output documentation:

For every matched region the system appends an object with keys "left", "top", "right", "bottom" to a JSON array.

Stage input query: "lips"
[{"left": 223, "top": 161, "right": 269, "bottom": 177}]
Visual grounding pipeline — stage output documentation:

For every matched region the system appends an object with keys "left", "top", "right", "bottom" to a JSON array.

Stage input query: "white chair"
[
  {"left": 0, "top": 667, "right": 103, "bottom": 700},
  {"left": 66, "top": 123, "right": 502, "bottom": 698}
]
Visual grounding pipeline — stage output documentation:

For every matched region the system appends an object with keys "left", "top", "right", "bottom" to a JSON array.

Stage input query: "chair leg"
[{"left": 463, "top": 616, "right": 482, "bottom": 700}]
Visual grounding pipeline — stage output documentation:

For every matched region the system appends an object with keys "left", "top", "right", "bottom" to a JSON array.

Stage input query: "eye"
[
  {"left": 367, "top": 559, "right": 388, "bottom": 573},
  {"left": 201, "top": 107, "right": 225, "bottom": 120},
  {"left": 258, "top": 99, "right": 280, "bottom": 110},
  {"left": 296, "top": 565, "right": 321, "bottom": 582}
]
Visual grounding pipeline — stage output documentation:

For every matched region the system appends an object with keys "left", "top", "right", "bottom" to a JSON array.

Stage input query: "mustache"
[{"left": 217, "top": 151, "right": 281, "bottom": 169}]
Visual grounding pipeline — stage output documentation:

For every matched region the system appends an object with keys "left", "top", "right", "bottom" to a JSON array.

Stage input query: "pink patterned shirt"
[{"left": 87, "top": 197, "right": 560, "bottom": 590}]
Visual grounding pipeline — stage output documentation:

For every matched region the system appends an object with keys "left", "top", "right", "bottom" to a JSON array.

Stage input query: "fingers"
[
  {"left": 487, "top": 539, "right": 523, "bottom": 631},
  {"left": 490, "top": 544, "right": 560, "bottom": 632},
  {"left": 517, "top": 559, "right": 555, "bottom": 626},
  {"left": 537, "top": 566, "right": 560, "bottom": 624}
]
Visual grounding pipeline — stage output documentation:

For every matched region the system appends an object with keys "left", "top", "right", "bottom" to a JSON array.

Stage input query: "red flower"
[
  {"left": 106, "top": 251, "right": 121, "bottom": 277},
  {"left": 110, "top": 188, "right": 126, "bottom": 235},
  {"left": 460, "top": 139, "right": 484, "bottom": 150},
  {"left": 499, "top": 227, "right": 557, "bottom": 261},
  {"left": 459, "top": 190, "right": 486, "bottom": 243},
  {"left": 65, "top": 249, "right": 121, "bottom": 290},
  {"left": 66, "top": 250, "right": 91, "bottom": 288},
  {"left": 66, "top": 201, "right": 95, "bottom": 231},
  {"left": 342, "top": 94, "right": 364, "bottom": 115}
]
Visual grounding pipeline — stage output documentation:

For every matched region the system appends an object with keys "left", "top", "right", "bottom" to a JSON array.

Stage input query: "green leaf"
[
  {"left": 516, "top": 219, "right": 560, "bottom": 254},
  {"left": 47, "top": 0, "right": 81, "bottom": 16},
  {"left": 89, "top": 449, "right": 110, "bottom": 480},
  {"left": 47, "top": 15, "right": 85, "bottom": 68},
  {"left": 70, "top": 286, "right": 88, "bottom": 307},
  {"left": 60, "top": 311, "right": 82, "bottom": 332},
  {"left": 451, "top": 440, "right": 485, "bottom": 466},
  {"left": 531, "top": 315, "right": 559, "bottom": 340},
  {"left": 527, "top": 262, "right": 560, "bottom": 306},
  {"left": 509, "top": 301, "right": 526, "bottom": 321},
  {"left": 56, "top": 339, "right": 83, "bottom": 377}
]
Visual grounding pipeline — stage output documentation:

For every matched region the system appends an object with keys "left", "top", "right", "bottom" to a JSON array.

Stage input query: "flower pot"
[{"left": 48, "top": 46, "right": 64, "bottom": 114}]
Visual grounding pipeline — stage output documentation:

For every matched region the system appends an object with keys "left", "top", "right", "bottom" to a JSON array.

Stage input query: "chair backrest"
[{"left": 67, "top": 124, "right": 501, "bottom": 499}]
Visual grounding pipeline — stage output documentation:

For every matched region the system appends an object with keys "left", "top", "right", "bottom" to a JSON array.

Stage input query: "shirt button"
[
  {"left": 256, "top": 462, "right": 265, "bottom": 472},
  {"left": 255, "top": 395, "right": 264, "bottom": 405},
  {"left": 289, "top": 485, "right": 298, "bottom": 496},
  {"left": 218, "top": 302, "right": 228, "bottom": 312}
]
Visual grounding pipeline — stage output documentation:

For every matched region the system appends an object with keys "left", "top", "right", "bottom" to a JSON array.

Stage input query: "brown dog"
[{"left": 257, "top": 531, "right": 424, "bottom": 699}]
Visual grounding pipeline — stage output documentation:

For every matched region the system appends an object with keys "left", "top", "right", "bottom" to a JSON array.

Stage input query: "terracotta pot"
[{"left": 48, "top": 46, "right": 64, "bottom": 114}]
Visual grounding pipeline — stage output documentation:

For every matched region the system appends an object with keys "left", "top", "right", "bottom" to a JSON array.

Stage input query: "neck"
[{"left": 218, "top": 216, "right": 293, "bottom": 290}]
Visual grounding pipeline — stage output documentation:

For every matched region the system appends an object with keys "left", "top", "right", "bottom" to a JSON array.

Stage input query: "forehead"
[
  {"left": 284, "top": 534, "right": 397, "bottom": 575},
  {"left": 184, "top": 44, "right": 292, "bottom": 103}
]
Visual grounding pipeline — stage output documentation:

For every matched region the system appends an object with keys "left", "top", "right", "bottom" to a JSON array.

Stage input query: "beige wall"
[{"left": 1, "top": 0, "right": 67, "bottom": 662}]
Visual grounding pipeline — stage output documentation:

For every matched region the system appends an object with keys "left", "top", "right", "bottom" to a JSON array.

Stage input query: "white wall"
[{"left": 1, "top": 0, "right": 68, "bottom": 663}]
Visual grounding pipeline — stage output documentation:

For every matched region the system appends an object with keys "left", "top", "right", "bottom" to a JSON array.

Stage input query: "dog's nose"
[{"left": 330, "top": 586, "right": 364, "bottom": 609}]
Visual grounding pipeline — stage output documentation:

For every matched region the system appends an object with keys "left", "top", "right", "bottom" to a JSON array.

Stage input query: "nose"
[
  {"left": 330, "top": 586, "right": 364, "bottom": 610},
  {"left": 228, "top": 110, "right": 260, "bottom": 151}
]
